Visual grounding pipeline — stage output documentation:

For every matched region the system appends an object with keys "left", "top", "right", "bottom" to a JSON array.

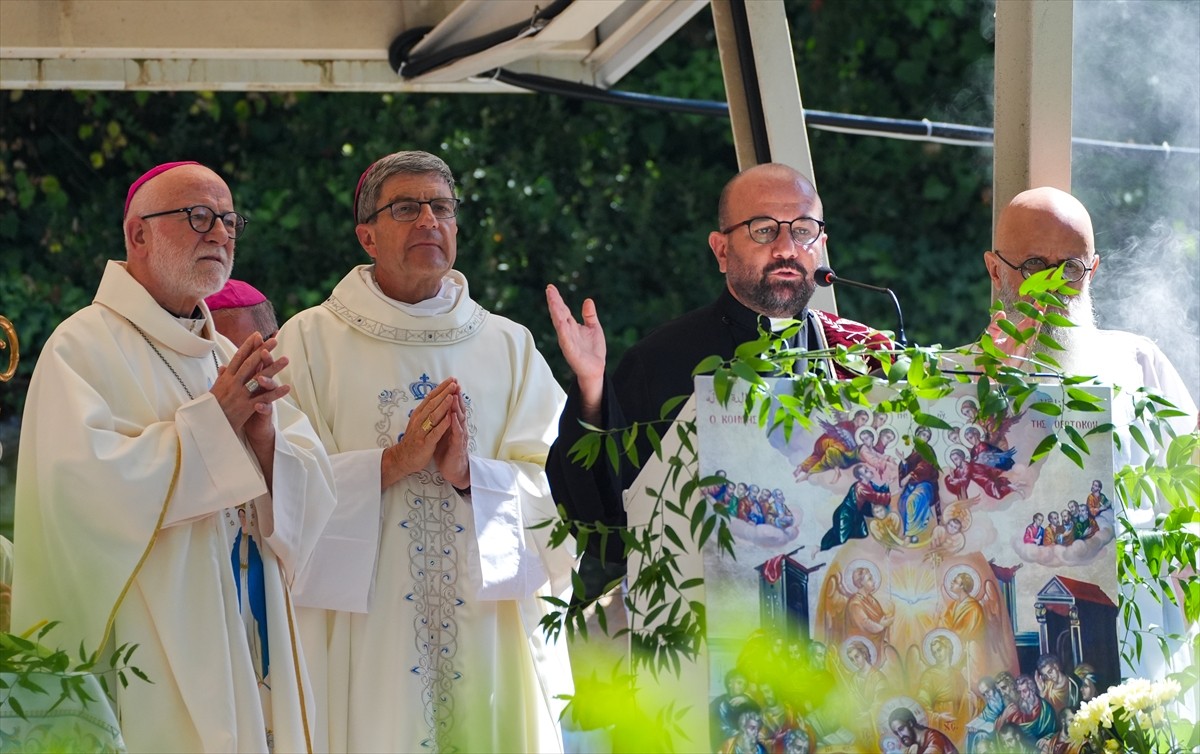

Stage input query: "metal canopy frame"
[{"left": 1, "top": 0, "right": 1074, "bottom": 308}]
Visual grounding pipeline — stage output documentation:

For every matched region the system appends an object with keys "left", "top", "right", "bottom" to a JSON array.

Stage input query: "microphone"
[{"left": 813, "top": 265, "right": 907, "bottom": 346}]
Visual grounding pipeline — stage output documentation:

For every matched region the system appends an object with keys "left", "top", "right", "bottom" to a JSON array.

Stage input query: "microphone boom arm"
[{"left": 815, "top": 267, "right": 907, "bottom": 346}]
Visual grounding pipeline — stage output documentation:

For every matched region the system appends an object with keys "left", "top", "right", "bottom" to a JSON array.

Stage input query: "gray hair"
[{"left": 355, "top": 151, "right": 457, "bottom": 224}]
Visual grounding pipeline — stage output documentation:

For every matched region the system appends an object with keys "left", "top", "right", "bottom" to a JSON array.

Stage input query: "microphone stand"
[{"left": 817, "top": 269, "right": 907, "bottom": 346}]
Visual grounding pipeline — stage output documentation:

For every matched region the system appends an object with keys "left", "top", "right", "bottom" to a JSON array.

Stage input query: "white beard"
[
  {"left": 147, "top": 234, "right": 232, "bottom": 310},
  {"left": 999, "top": 280, "right": 1098, "bottom": 375}
]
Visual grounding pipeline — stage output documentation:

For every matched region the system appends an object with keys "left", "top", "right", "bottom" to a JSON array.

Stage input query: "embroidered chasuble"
[
  {"left": 279, "top": 266, "right": 575, "bottom": 753},
  {"left": 12, "top": 260, "right": 338, "bottom": 753}
]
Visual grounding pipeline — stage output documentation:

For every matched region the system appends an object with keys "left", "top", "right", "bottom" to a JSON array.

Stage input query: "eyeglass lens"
[
  {"left": 747, "top": 217, "right": 822, "bottom": 246},
  {"left": 188, "top": 206, "right": 246, "bottom": 238},
  {"left": 1020, "top": 257, "right": 1088, "bottom": 282},
  {"left": 389, "top": 199, "right": 458, "bottom": 222}
]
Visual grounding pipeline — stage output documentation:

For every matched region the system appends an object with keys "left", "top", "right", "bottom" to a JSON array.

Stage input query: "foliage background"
[
  {"left": 0, "top": 0, "right": 999, "bottom": 418},
  {"left": 1, "top": 0, "right": 1197, "bottom": 539}
]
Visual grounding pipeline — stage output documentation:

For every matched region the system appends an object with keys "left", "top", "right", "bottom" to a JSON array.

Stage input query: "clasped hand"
[
  {"left": 211, "top": 331, "right": 289, "bottom": 452},
  {"left": 381, "top": 377, "right": 470, "bottom": 491}
]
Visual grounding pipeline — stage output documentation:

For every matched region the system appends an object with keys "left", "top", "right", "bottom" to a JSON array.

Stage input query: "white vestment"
[
  {"left": 12, "top": 260, "right": 337, "bottom": 753},
  {"left": 1068, "top": 328, "right": 1198, "bottom": 686},
  {"left": 277, "top": 266, "right": 575, "bottom": 754}
]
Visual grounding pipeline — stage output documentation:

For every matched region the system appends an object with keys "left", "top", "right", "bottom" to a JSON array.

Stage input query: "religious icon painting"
[{"left": 695, "top": 377, "right": 1116, "bottom": 754}]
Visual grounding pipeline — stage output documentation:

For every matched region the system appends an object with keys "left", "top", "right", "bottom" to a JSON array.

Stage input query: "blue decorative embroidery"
[
  {"left": 410, "top": 373, "right": 436, "bottom": 400},
  {"left": 403, "top": 490, "right": 461, "bottom": 750}
]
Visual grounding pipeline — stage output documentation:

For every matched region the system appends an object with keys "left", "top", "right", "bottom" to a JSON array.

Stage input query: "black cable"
[
  {"left": 491, "top": 68, "right": 1196, "bottom": 155},
  {"left": 493, "top": 69, "right": 729, "bottom": 117},
  {"left": 390, "top": 0, "right": 574, "bottom": 78},
  {"left": 494, "top": 68, "right": 991, "bottom": 142}
]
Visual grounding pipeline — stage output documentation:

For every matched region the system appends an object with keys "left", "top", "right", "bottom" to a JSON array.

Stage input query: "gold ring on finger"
[{"left": 421, "top": 418, "right": 434, "bottom": 433}]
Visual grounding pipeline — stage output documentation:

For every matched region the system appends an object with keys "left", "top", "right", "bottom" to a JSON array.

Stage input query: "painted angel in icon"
[{"left": 794, "top": 409, "right": 870, "bottom": 483}]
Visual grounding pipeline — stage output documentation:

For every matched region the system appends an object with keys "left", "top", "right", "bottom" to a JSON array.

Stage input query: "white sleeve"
[
  {"left": 468, "top": 455, "right": 550, "bottom": 601},
  {"left": 289, "top": 448, "right": 386, "bottom": 612}
]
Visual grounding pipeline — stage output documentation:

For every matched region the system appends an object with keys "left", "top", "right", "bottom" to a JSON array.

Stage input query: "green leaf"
[
  {"left": 646, "top": 423, "right": 663, "bottom": 459},
  {"left": 603, "top": 435, "right": 620, "bottom": 474},
  {"left": 698, "top": 515, "right": 718, "bottom": 549},
  {"left": 1030, "top": 401, "right": 1062, "bottom": 417},
  {"left": 912, "top": 411, "right": 953, "bottom": 430},
  {"left": 1063, "top": 425, "right": 1089, "bottom": 455},
  {"left": 1030, "top": 434, "right": 1058, "bottom": 464},
  {"left": 1035, "top": 332, "right": 1065, "bottom": 352},
  {"left": 1060, "top": 443, "right": 1084, "bottom": 469},
  {"left": 730, "top": 360, "right": 764, "bottom": 387},
  {"left": 659, "top": 394, "right": 689, "bottom": 420},
  {"left": 1042, "top": 312, "right": 1075, "bottom": 328},
  {"left": 1128, "top": 424, "right": 1151, "bottom": 455},
  {"left": 8, "top": 695, "right": 27, "bottom": 721}
]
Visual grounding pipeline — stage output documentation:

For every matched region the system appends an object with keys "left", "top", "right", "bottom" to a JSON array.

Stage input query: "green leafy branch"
[
  {"left": 537, "top": 392, "right": 734, "bottom": 681},
  {"left": 0, "top": 620, "right": 149, "bottom": 722}
]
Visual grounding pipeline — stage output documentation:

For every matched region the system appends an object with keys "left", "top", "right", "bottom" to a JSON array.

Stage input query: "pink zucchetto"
[
  {"left": 124, "top": 161, "right": 200, "bottom": 218},
  {"left": 205, "top": 279, "right": 267, "bottom": 312},
  {"left": 353, "top": 160, "right": 377, "bottom": 223}
]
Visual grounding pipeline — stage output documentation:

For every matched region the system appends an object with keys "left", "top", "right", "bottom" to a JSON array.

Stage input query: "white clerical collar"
[
  {"left": 174, "top": 313, "right": 207, "bottom": 335},
  {"left": 767, "top": 315, "right": 805, "bottom": 332},
  {"left": 359, "top": 266, "right": 462, "bottom": 317}
]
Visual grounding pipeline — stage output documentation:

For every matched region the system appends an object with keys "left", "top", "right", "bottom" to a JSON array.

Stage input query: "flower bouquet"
[{"left": 1068, "top": 677, "right": 1189, "bottom": 754}]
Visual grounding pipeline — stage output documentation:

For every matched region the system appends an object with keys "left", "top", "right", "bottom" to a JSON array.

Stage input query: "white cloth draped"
[
  {"left": 278, "top": 266, "right": 575, "bottom": 753},
  {"left": 1068, "top": 328, "right": 1198, "bottom": 686},
  {"left": 12, "top": 260, "right": 338, "bottom": 753}
]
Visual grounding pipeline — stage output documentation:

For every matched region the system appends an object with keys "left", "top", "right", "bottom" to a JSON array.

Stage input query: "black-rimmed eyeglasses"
[
  {"left": 141, "top": 206, "right": 248, "bottom": 239},
  {"left": 364, "top": 198, "right": 460, "bottom": 224},
  {"left": 991, "top": 250, "right": 1095, "bottom": 283},
  {"left": 721, "top": 216, "right": 825, "bottom": 247}
]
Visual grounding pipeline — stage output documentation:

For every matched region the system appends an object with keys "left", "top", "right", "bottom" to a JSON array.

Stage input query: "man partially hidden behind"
[
  {"left": 206, "top": 278, "right": 279, "bottom": 343},
  {"left": 982, "top": 187, "right": 1197, "bottom": 463},
  {"left": 276, "top": 150, "right": 574, "bottom": 753},
  {"left": 977, "top": 186, "right": 1197, "bottom": 682},
  {"left": 546, "top": 162, "right": 890, "bottom": 580},
  {"left": 12, "top": 161, "right": 337, "bottom": 752}
]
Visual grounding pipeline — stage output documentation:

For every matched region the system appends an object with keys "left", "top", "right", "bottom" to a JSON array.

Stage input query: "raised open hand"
[{"left": 546, "top": 284, "right": 606, "bottom": 421}]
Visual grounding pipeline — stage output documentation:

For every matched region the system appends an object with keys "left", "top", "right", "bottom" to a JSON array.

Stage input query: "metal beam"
[
  {"left": 0, "top": 0, "right": 707, "bottom": 92},
  {"left": 992, "top": 0, "right": 1074, "bottom": 237}
]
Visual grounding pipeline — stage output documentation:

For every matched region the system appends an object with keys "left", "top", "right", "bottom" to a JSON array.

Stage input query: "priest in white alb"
[
  {"left": 12, "top": 161, "right": 338, "bottom": 752},
  {"left": 278, "top": 150, "right": 575, "bottom": 753}
]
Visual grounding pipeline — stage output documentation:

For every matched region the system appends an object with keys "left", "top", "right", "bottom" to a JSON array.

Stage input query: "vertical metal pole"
[{"left": 993, "top": 0, "right": 1074, "bottom": 239}]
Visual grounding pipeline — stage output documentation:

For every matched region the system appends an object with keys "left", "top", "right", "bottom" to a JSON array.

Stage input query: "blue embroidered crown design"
[{"left": 410, "top": 373, "right": 436, "bottom": 400}]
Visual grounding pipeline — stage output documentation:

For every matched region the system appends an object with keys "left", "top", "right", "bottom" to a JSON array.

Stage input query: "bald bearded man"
[
  {"left": 972, "top": 186, "right": 1196, "bottom": 685},
  {"left": 982, "top": 187, "right": 1196, "bottom": 461},
  {"left": 13, "top": 161, "right": 336, "bottom": 752}
]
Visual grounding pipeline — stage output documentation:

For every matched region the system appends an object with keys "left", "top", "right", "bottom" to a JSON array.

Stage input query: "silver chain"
[{"left": 127, "top": 319, "right": 219, "bottom": 400}]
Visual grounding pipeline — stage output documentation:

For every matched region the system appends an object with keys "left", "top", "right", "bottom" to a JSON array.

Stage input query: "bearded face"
[
  {"left": 1017, "top": 678, "right": 1040, "bottom": 714},
  {"left": 997, "top": 274, "right": 1097, "bottom": 373},
  {"left": 145, "top": 224, "right": 233, "bottom": 309},
  {"left": 726, "top": 252, "right": 816, "bottom": 318}
]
